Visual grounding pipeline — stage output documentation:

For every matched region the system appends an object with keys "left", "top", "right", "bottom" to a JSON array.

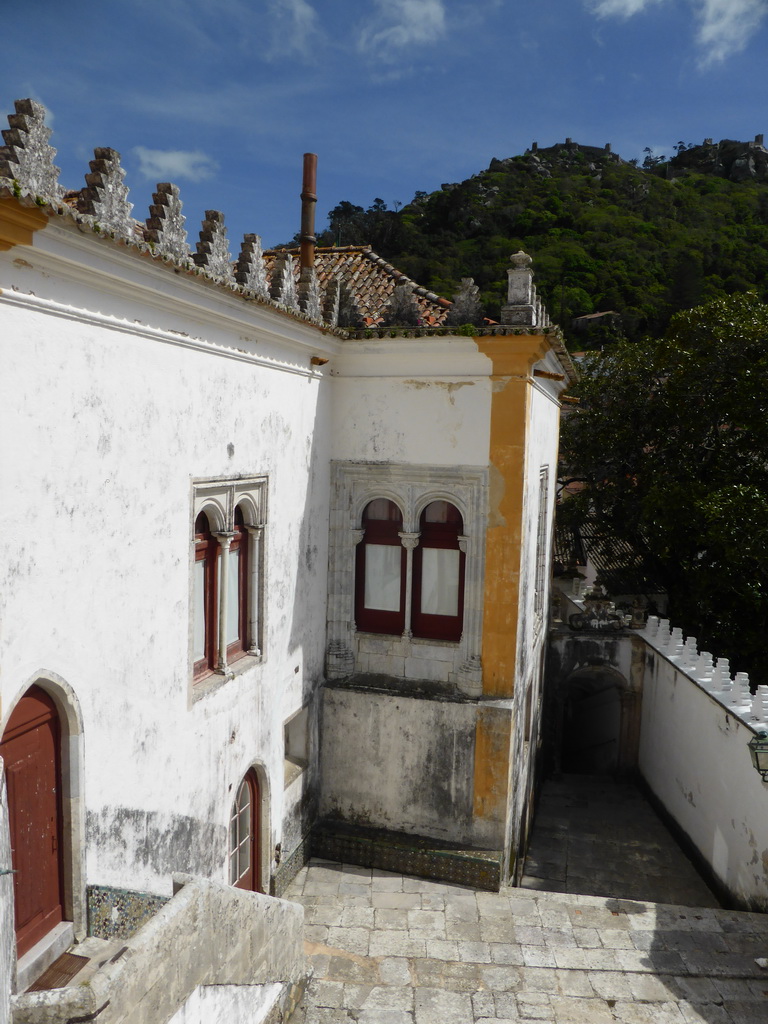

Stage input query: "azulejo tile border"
[{"left": 87, "top": 883, "right": 170, "bottom": 940}]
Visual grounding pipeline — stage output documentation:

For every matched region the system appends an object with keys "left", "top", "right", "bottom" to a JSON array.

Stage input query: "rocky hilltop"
[{"left": 667, "top": 135, "right": 768, "bottom": 183}]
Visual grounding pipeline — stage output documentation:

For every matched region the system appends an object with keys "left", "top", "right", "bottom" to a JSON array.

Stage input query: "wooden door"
[
  {"left": 0, "top": 686, "right": 65, "bottom": 957},
  {"left": 229, "top": 769, "right": 262, "bottom": 893}
]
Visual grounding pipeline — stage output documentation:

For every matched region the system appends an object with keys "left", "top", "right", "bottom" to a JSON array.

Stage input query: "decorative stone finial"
[
  {"left": 323, "top": 277, "right": 341, "bottom": 327},
  {"left": 298, "top": 266, "right": 322, "bottom": 320},
  {"left": 501, "top": 251, "right": 537, "bottom": 326},
  {"left": 270, "top": 251, "right": 299, "bottom": 310},
  {"left": 235, "top": 234, "right": 269, "bottom": 299},
  {"left": 193, "top": 210, "right": 234, "bottom": 282},
  {"left": 337, "top": 282, "right": 362, "bottom": 329},
  {"left": 445, "top": 278, "right": 483, "bottom": 327},
  {"left": 383, "top": 284, "right": 421, "bottom": 327},
  {"left": 145, "top": 183, "right": 190, "bottom": 262},
  {"left": 0, "top": 98, "right": 64, "bottom": 199},
  {"left": 510, "top": 251, "right": 533, "bottom": 269},
  {"left": 78, "top": 148, "right": 134, "bottom": 237}
]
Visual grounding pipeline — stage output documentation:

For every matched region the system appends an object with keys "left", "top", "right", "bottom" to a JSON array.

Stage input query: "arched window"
[
  {"left": 194, "top": 510, "right": 217, "bottom": 677},
  {"left": 412, "top": 501, "right": 465, "bottom": 641},
  {"left": 229, "top": 769, "right": 262, "bottom": 892},
  {"left": 355, "top": 499, "right": 405, "bottom": 635},
  {"left": 225, "top": 505, "right": 249, "bottom": 662}
]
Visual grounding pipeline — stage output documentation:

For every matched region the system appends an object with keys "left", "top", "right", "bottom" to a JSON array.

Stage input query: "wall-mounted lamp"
[
  {"left": 748, "top": 731, "right": 768, "bottom": 780},
  {"left": 311, "top": 356, "right": 329, "bottom": 366}
]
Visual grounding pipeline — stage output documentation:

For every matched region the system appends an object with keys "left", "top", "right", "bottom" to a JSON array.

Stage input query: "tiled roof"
[
  {"left": 264, "top": 245, "right": 451, "bottom": 326},
  {"left": 555, "top": 515, "right": 667, "bottom": 595}
]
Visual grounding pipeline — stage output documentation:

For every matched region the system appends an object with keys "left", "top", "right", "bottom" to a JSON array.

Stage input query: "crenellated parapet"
[
  {"left": 145, "top": 183, "right": 191, "bottom": 264},
  {"left": 77, "top": 147, "right": 134, "bottom": 236},
  {"left": 270, "top": 251, "right": 300, "bottom": 311},
  {"left": 0, "top": 96, "right": 564, "bottom": 339},
  {"left": 0, "top": 98, "right": 64, "bottom": 200},
  {"left": 298, "top": 265, "right": 322, "bottom": 320},
  {"left": 193, "top": 210, "right": 234, "bottom": 283},
  {"left": 235, "top": 234, "right": 269, "bottom": 300},
  {"left": 0, "top": 96, "right": 339, "bottom": 327}
]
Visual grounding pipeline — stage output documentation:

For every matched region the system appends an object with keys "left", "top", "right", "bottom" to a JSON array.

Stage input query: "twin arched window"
[
  {"left": 355, "top": 498, "right": 465, "bottom": 641},
  {"left": 194, "top": 505, "right": 249, "bottom": 678}
]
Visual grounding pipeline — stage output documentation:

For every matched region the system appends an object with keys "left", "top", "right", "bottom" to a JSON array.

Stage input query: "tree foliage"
[
  {"left": 560, "top": 294, "right": 768, "bottom": 683},
  {"left": 301, "top": 149, "right": 768, "bottom": 346}
]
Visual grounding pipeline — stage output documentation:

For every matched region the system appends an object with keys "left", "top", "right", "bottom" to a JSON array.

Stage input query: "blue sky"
[{"left": 2, "top": 0, "right": 767, "bottom": 249}]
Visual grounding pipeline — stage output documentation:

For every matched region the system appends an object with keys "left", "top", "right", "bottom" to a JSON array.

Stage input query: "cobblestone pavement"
[
  {"left": 285, "top": 860, "right": 768, "bottom": 1023},
  {"left": 520, "top": 776, "right": 720, "bottom": 907}
]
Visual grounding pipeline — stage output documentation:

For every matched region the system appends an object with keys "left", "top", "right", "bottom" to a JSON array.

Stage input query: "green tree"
[{"left": 560, "top": 294, "right": 768, "bottom": 684}]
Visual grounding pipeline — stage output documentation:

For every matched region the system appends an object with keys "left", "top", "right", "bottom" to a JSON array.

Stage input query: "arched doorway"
[
  {"left": 0, "top": 686, "right": 65, "bottom": 957},
  {"left": 562, "top": 676, "right": 622, "bottom": 773},
  {"left": 228, "top": 769, "right": 263, "bottom": 893},
  {"left": 557, "top": 667, "right": 640, "bottom": 777}
]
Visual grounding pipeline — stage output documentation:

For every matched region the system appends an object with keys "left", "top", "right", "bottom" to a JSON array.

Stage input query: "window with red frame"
[
  {"left": 224, "top": 506, "right": 249, "bottom": 663},
  {"left": 354, "top": 498, "right": 406, "bottom": 635},
  {"left": 194, "top": 510, "right": 217, "bottom": 677},
  {"left": 194, "top": 505, "right": 249, "bottom": 679},
  {"left": 412, "top": 501, "right": 465, "bottom": 641}
]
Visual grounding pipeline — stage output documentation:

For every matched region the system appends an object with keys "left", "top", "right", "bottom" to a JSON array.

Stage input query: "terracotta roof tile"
[{"left": 264, "top": 245, "right": 451, "bottom": 325}]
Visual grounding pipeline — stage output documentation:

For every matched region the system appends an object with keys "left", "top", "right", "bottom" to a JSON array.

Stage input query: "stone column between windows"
[
  {"left": 399, "top": 532, "right": 420, "bottom": 638},
  {"left": 349, "top": 529, "right": 365, "bottom": 635},
  {"left": 214, "top": 531, "right": 235, "bottom": 674},
  {"left": 244, "top": 524, "right": 265, "bottom": 656}
]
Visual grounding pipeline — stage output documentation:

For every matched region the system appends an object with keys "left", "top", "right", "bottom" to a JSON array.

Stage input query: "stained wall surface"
[
  {"left": 639, "top": 648, "right": 768, "bottom": 911},
  {"left": 0, "top": 219, "right": 334, "bottom": 902}
]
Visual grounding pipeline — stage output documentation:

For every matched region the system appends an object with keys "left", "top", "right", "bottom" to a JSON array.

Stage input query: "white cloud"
[
  {"left": 587, "top": 0, "right": 768, "bottom": 63},
  {"left": 133, "top": 147, "right": 219, "bottom": 183},
  {"left": 266, "top": 0, "right": 323, "bottom": 60},
  {"left": 358, "top": 0, "right": 447, "bottom": 57},
  {"left": 695, "top": 0, "right": 767, "bottom": 65},
  {"left": 589, "top": 0, "right": 663, "bottom": 15}
]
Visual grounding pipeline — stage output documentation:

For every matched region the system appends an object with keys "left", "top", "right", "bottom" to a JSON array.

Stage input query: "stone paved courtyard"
[
  {"left": 285, "top": 779, "right": 768, "bottom": 1023},
  {"left": 285, "top": 862, "right": 768, "bottom": 1023}
]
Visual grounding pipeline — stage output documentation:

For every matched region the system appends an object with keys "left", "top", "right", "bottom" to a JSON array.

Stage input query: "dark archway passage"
[
  {"left": 562, "top": 677, "right": 621, "bottom": 774},
  {"left": 552, "top": 665, "right": 641, "bottom": 778},
  {"left": 1, "top": 686, "right": 65, "bottom": 956}
]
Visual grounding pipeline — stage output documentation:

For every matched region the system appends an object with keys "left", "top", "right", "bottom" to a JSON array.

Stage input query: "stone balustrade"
[{"left": 642, "top": 615, "right": 768, "bottom": 732}]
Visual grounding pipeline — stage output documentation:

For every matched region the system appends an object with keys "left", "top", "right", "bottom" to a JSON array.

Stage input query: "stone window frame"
[
  {"left": 191, "top": 476, "right": 267, "bottom": 695},
  {"left": 326, "top": 462, "right": 487, "bottom": 697}
]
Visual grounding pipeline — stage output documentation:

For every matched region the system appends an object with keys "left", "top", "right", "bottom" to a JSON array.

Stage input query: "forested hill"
[{"left": 314, "top": 138, "right": 768, "bottom": 346}]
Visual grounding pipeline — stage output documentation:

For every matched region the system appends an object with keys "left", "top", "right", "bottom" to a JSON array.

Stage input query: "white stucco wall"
[
  {"left": 508, "top": 368, "right": 562, "bottom": 866},
  {"left": 639, "top": 644, "right": 768, "bottom": 910},
  {"left": 329, "top": 340, "right": 492, "bottom": 466},
  {"left": 0, "top": 223, "right": 335, "bottom": 899}
]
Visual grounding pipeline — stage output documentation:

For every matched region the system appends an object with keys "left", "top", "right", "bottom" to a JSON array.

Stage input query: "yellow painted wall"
[
  {"left": 471, "top": 334, "right": 550, "bottom": 831},
  {"left": 0, "top": 197, "right": 48, "bottom": 251},
  {"left": 475, "top": 335, "right": 550, "bottom": 699}
]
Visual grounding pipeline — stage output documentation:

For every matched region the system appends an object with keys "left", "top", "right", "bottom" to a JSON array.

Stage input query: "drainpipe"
[{"left": 300, "top": 153, "right": 318, "bottom": 271}]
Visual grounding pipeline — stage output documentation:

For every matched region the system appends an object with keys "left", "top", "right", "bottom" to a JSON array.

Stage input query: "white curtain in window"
[
  {"left": 364, "top": 544, "right": 401, "bottom": 611},
  {"left": 421, "top": 548, "right": 460, "bottom": 616},
  {"left": 227, "top": 548, "right": 240, "bottom": 645},
  {"left": 193, "top": 560, "right": 206, "bottom": 660}
]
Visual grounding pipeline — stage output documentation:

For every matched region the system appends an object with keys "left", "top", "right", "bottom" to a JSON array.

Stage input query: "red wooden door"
[
  {"left": 0, "top": 687, "right": 64, "bottom": 957},
  {"left": 229, "top": 770, "right": 262, "bottom": 893}
]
